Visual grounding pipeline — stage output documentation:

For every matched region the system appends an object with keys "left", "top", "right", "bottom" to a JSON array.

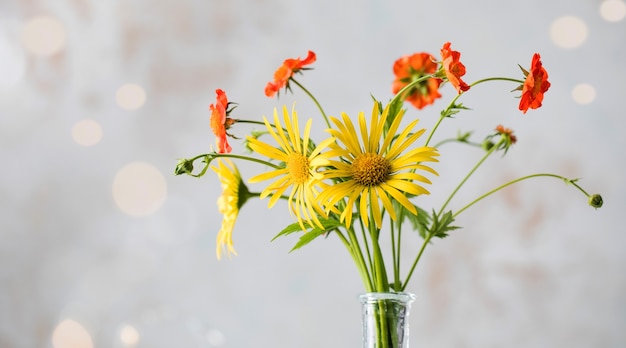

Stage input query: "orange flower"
[
  {"left": 392, "top": 52, "right": 442, "bottom": 109},
  {"left": 440, "top": 42, "right": 470, "bottom": 93},
  {"left": 209, "top": 89, "right": 236, "bottom": 153},
  {"left": 495, "top": 124, "right": 517, "bottom": 144},
  {"left": 519, "top": 53, "right": 551, "bottom": 114},
  {"left": 265, "top": 50, "right": 317, "bottom": 98}
]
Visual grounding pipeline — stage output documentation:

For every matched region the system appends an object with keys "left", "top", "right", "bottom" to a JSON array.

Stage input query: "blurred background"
[{"left": 1, "top": 0, "right": 624, "bottom": 347}]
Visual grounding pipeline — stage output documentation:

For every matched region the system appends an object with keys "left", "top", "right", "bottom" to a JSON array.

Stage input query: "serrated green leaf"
[{"left": 430, "top": 210, "right": 461, "bottom": 239}]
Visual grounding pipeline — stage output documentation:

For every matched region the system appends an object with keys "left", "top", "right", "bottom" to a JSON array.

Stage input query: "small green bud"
[
  {"left": 482, "top": 140, "right": 494, "bottom": 151},
  {"left": 588, "top": 194, "right": 603, "bottom": 209},
  {"left": 174, "top": 159, "right": 194, "bottom": 176}
]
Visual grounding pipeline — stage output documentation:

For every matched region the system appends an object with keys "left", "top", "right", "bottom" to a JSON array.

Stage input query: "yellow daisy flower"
[
  {"left": 247, "top": 105, "right": 335, "bottom": 229},
  {"left": 319, "top": 102, "right": 439, "bottom": 229},
  {"left": 211, "top": 158, "right": 249, "bottom": 260}
]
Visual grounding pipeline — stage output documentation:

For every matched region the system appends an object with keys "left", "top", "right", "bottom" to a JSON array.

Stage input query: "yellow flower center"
[
  {"left": 351, "top": 153, "right": 390, "bottom": 186},
  {"left": 287, "top": 153, "right": 311, "bottom": 184}
]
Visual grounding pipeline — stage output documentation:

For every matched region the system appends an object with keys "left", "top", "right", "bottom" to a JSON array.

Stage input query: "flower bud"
[
  {"left": 174, "top": 159, "right": 194, "bottom": 175},
  {"left": 482, "top": 140, "right": 494, "bottom": 151},
  {"left": 588, "top": 194, "right": 603, "bottom": 209}
]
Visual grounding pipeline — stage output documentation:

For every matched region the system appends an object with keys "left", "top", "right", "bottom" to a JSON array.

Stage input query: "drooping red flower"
[
  {"left": 440, "top": 42, "right": 470, "bottom": 93},
  {"left": 209, "top": 89, "right": 235, "bottom": 153},
  {"left": 265, "top": 50, "right": 317, "bottom": 98},
  {"left": 392, "top": 52, "right": 442, "bottom": 109},
  {"left": 519, "top": 53, "right": 551, "bottom": 114}
]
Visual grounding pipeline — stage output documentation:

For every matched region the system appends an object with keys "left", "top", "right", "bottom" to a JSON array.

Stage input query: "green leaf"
[
  {"left": 456, "top": 130, "right": 473, "bottom": 143},
  {"left": 441, "top": 102, "right": 471, "bottom": 118},
  {"left": 271, "top": 221, "right": 305, "bottom": 242},
  {"left": 271, "top": 218, "right": 345, "bottom": 252},
  {"left": 430, "top": 210, "right": 461, "bottom": 239},
  {"left": 393, "top": 201, "right": 431, "bottom": 239},
  {"left": 290, "top": 219, "right": 345, "bottom": 252},
  {"left": 290, "top": 227, "right": 328, "bottom": 252}
]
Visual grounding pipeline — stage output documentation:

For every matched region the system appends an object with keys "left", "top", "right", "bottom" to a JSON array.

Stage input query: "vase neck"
[{"left": 359, "top": 292, "right": 415, "bottom": 348}]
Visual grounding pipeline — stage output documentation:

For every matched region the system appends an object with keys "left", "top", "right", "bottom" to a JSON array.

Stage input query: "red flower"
[
  {"left": 210, "top": 89, "right": 235, "bottom": 153},
  {"left": 392, "top": 52, "right": 442, "bottom": 109},
  {"left": 519, "top": 53, "right": 551, "bottom": 114},
  {"left": 265, "top": 50, "right": 317, "bottom": 98},
  {"left": 440, "top": 42, "right": 470, "bottom": 93}
]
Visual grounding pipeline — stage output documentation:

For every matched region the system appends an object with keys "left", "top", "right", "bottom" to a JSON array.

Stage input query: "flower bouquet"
[{"left": 175, "top": 42, "right": 602, "bottom": 348}]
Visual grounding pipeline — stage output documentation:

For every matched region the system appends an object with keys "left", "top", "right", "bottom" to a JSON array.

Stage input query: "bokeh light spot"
[
  {"left": 0, "top": 32, "right": 26, "bottom": 90},
  {"left": 550, "top": 16, "right": 588, "bottom": 49},
  {"left": 116, "top": 84, "right": 147, "bottom": 110},
  {"left": 120, "top": 325, "right": 140, "bottom": 347},
  {"left": 600, "top": 0, "right": 626, "bottom": 22},
  {"left": 72, "top": 119, "right": 103, "bottom": 146},
  {"left": 206, "top": 329, "right": 225, "bottom": 346},
  {"left": 113, "top": 162, "right": 167, "bottom": 217},
  {"left": 572, "top": 83, "right": 596, "bottom": 105},
  {"left": 51, "top": 319, "right": 93, "bottom": 348},
  {"left": 21, "top": 16, "right": 67, "bottom": 56}
]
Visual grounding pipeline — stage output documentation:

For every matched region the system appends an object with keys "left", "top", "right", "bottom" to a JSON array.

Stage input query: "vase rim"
[{"left": 358, "top": 292, "right": 415, "bottom": 303}]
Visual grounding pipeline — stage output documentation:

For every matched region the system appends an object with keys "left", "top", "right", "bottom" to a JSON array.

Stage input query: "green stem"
[
  {"left": 234, "top": 119, "right": 269, "bottom": 127},
  {"left": 290, "top": 78, "right": 331, "bottom": 129},
  {"left": 190, "top": 153, "right": 282, "bottom": 170},
  {"left": 453, "top": 173, "right": 593, "bottom": 218},
  {"left": 470, "top": 76, "right": 524, "bottom": 85},
  {"left": 438, "top": 138, "right": 503, "bottom": 216},
  {"left": 401, "top": 232, "right": 433, "bottom": 292},
  {"left": 424, "top": 76, "right": 525, "bottom": 147},
  {"left": 347, "top": 225, "right": 374, "bottom": 292},
  {"left": 358, "top": 215, "right": 374, "bottom": 282},
  {"left": 390, "top": 220, "right": 399, "bottom": 292},
  {"left": 371, "top": 226, "right": 387, "bottom": 292},
  {"left": 424, "top": 92, "right": 463, "bottom": 147},
  {"left": 433, "top": 137, "right": 482, "bottom": 148},
  {"left": 389, "top": 74, "right": 437, "bottom": 107},
  {"left": 331, "top": 223, "right": 375, "bottom": 293}
]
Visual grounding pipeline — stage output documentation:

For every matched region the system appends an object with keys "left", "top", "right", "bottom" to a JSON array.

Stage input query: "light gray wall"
[{"left": 1, "top": 0, "right": 624, "bottom": 347}]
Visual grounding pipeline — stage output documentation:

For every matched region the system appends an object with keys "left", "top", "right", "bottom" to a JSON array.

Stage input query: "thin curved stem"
[
  {"left": 471, "top": 76, "right": 524, "bottom": 85},
  {"left": 389, "top": 74, "right": 437, "bottom": 107},
  {"left": 433, "top": 138, "right": 482, "bottom": 149},
  {"left": 424, "top": 76, "right": 525, "bottom": 147},
  {"left": 190, "top": 153, "right": 283, "bottom": 169},
  {"left": 453, "top": 173, "right": 594, "bottom": 218},
  {"left": 438, "top": 139, "right": 503, "bottom": 216},
  {"left": 290, "top": 78, "right": 331, "bottom": 128},
  {"left": 424, "top": 92, "right": 463, "bottom": 146},
  {"left": 401, "top": 232, "right": 432, "bottom": 292}
]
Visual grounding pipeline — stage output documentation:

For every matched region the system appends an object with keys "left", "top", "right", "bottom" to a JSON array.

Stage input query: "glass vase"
[{"left": 359, "top": 292, "right": 415, "bottom": 348}]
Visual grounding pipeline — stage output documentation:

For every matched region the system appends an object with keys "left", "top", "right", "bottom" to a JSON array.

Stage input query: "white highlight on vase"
[
  {"left": 21, "top": 15, "right": 67, "bottom": 57},
  {"left": 72, "top": 119, "right": 103, "bottom": 146},
  {"left": 51, "top": 319, "right": 94, "bottom": 348},
  {"left": 113, "top": 162, "right": 167, "bottom": 217},
  {"left": 600, "top": 0, "right": 626, "bottom": 22},
  {"left": 550, "top": 16, "right": 588, "bottom": 49},
  {"left": 572, "top": 83, "right": 596, "bottom": 105},
  {"left": 119, "top": 325, "right": 140, "bottom": 347},
  {"left": 0, "top": 31, "right": 26, "bottom": 90},
  {"left": 116, "top": 84, "right": 147, "bottom": 110}
]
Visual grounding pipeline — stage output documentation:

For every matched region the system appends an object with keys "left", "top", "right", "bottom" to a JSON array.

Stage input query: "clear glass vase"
[{"left": 359, "top": 292, "right": 415, "bottom": 348}]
